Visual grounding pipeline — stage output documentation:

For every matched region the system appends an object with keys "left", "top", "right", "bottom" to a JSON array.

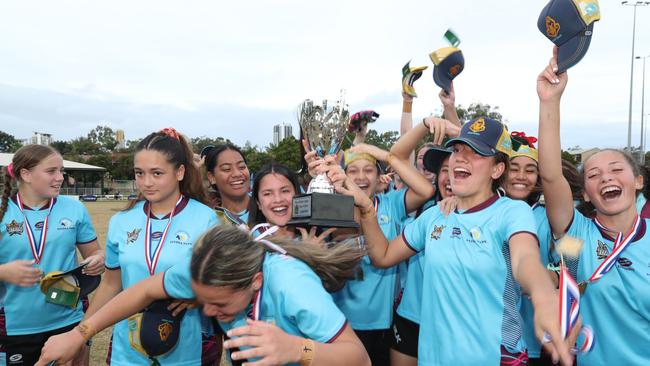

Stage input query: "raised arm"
[
  {"left": 537, "top": 48, "right": 574, "bottom": 238},
  {"left": 326, "top": 163, "right": 415, "bottom": 268},
  {"left": 440, "top": 82, "right": 461, "bottom": 127}
]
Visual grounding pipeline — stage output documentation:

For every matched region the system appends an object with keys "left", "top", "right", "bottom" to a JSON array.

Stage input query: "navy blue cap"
[
  {"left": 138, "top": 299, "right": 186, "bottom": 357},
  {"left": 538, "top": 0, "right": 601, "bottom": 73},
  {"left": 445, "top": 117, "right": 512, "bottom": 157},
  {"left": 423, "top": 147, "right": 452, "bottom": 174},
  {"left": 430, "top": 47, "right": 464, "bottom": 93},
  {"left": 51, "top": 264, "right": 101, "bottom": 298}
]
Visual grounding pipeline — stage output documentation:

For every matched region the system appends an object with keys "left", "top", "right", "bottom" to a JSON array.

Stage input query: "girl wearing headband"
[
  {"left": 0, "top": 145, "right": 103, "bottom": 366},
  {"left": 83, "top": 128, "right": 221, "bottom": 365},
  {"left": 537, "top": 49, "right": 650, "bottom": 365},
  {"left": 323, "top": 120, "right": 441, "bottom": 366},
  {"left": 36, "top": 224, "right": 370, "bottom": 366},
  {"left": 338, "top": 116, "right": 574, "bottom": 365}
]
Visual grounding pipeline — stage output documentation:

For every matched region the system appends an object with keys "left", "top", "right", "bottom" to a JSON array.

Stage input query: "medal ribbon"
[
  {"left": 144, "top": 195, "right": 183, "bottom": 275},
  {"left": 16, "top": 194, "right": 53, "bottom": 264},
  {"left": 589, "top": 215, "right": 641, "bottom": 282}
]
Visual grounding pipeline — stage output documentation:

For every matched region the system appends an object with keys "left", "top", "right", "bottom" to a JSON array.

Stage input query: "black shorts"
[
  {"left": 354, "top": 328, "right": 391, "bottom": 366},
  {"left": 391, "top": 312, "right": 419, "bottom": 357},
  {"left": 0, "top": 322, "right": 78, "bottom": 365}
]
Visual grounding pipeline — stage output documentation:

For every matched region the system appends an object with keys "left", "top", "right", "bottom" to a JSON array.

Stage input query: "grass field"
[
  {"left": 83, "top": 201, "right": 228, "bottom": 365},
  {"left": 83, "top": 200, "right": 122, "bottom": 365}
]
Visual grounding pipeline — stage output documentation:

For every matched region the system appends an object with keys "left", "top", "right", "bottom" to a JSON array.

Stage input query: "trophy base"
[{"left": 288, "top": 192, "right": 359, "bottom": 228}]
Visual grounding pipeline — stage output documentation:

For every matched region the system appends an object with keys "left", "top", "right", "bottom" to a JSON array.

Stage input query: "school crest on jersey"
[
  {"left": 58, "top": 218, "right": 75, "bottom": 230},
  {"left": 127, "top": 228, "right": 142, "bottom": 244},
  {"left": 170, "top": 231, "right": 192, "bottom": 245},
  {"left": 5, "top": 220, "right": 23, "bottom": 236},
  {"left": 431, "top": 225, "right": 445, "bottom": 240},
  {"left": 596, "top": 240, "right": 609, "bottom": 259}
]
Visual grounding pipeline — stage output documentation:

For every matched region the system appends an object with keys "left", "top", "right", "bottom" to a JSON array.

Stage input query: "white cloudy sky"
[{"left": 1, "top": 0, "right": 649, "bottom": 149}]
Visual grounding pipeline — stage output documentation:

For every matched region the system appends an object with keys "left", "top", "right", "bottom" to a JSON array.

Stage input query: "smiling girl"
[
  {"left": 537, "top": 49, "right": 650, "bottom": 365},
  {"left": 338, "top": 117, "right": 574, "bottom": 366},
  {"left": 0, "top": 145, "right": 103, "bottom": 366}
]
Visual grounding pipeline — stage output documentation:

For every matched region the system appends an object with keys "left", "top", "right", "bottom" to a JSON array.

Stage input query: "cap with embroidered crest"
[
  {"left": 429, "top": 47, "right": 464, "bottom": 93},
  {"left": 445, "top": 117, "right": 512, "bottom": 157},
  {"left": 538, "top": 0, "right": 601, "bottom": 73}
]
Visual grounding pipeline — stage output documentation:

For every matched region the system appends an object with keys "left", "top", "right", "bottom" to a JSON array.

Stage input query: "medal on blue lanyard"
[
  {"left": 16, "top": 193, "right": 54, "bottom": 264},
  {"left": 144, "top": 195, "right": 183, "bottom": 276}
]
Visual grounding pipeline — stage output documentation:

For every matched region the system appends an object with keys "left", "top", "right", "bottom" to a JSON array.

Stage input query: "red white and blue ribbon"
[
  {"left": 590, "top": 215, "right": 641, "bottom": 282},
  {"left": 542, "top": 261, "right": 595, "bottom": 354},
  {"left": 144, "top": 195, "right": 183, "bottom": 275},
  {"left": 559, "top": 265, "right": 581, "bottom": 338},
  {"left": 576, "top": 326, "right": 595, "bottom": 353},
  {"left": 16, "top": 194, "right": 53, "bottom": 264}
]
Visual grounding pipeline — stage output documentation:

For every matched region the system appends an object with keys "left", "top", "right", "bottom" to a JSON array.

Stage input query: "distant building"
[
  {"left": 116, "top": 129, "right": 126, "bottom": 150},
  {"left": 273, "top": 123, "right": 293, "bottom": 145},
  {"left": 22, "top": 132, "right": 52, "bottom": 146},
  {"left": 566, "top": 146, "right": 599, "bottom": 164}
]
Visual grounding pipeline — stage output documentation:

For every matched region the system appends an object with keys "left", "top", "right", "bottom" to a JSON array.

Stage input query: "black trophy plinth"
[{"left": 288, "top": 192, "right": 359, "bottom": 228}]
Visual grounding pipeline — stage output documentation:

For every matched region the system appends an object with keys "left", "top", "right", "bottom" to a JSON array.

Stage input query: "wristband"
[
  {"left": 422, "top": 118, "right": 430, "bottom": 130},
  {"left": 300, "top": 338, "right": 315, "bottom": 366},
  {"left": 76, "top": 321, "right": 97, "bottom": 342}
]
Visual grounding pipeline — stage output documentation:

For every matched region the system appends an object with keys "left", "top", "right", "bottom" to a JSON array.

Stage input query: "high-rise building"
[
  {"left": 22, "top": 132, "right": 52, "bottom": 146},
  {"left": 273, "top": 123, "right": 293, "bottom": 145},
  {"left": 116, "top": 129, "right": 126, "bottom": 150}
]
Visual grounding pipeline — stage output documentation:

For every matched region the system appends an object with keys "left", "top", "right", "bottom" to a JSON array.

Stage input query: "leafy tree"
[
  {"left": 50, "top": 140, "right": 72, "bottom": 155},
  {"left": 241, "top": 142, "right": 271, "bottom": 173},
  {"left": 267, "top": 136, "right": 301, "bottom": 171},
  {"left": 110, "top": 154, "right": 134, "bottom": 180},
  {"left": 191, "top": 136, "right": 234, "bottom": 154},
  {"left": 455, "top": 103, "right": 504, "bottom": 124},
  {"left": 69, "top": 137, "right": 101, "bottom": 156},
  {"left": 561, "top": 151, "right": 578, "bottom": 166},
  {"left": 0, "top": 131, "right": 22, "bottom": 153},
  {"left": 87, "top": 125, "right": 118, "bottom": 152}
]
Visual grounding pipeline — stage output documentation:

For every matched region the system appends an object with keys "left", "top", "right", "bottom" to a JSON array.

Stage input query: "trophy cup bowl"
[{"left": 288, "top": 98, "right": 359, "bottom": 228}]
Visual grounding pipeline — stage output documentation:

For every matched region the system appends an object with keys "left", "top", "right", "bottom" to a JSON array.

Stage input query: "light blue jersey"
[
  {"left": 164, "top": 252, "right": 348, "bottom": 366},
  {"left": 333, "top": 188, "right": 408, "bottom": 330},
  {"left": 402, "top": 195, "right": 537, "bottom": 365},
  {"left": 519, "top": 203, "right": 553, "bottom": 358},
  {"left": 564, "top": 210, "right": 650, "bottom": 365},
  {"left": 0, "top": 196, "right": 96, "bottom": 335},
  {"left": 105, "top": 197, "right": 217, "bottom": 366}
]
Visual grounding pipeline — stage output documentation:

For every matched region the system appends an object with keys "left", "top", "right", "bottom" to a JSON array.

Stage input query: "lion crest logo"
[
  {"left": 5, "top": 220, "right": 23, "bottom": 236},
  {"left": 127, "top": 228, "right": 141, "bottom": 244},
  {"left": 158, "top": 322, "right": 173, "bottom": 342},
  {"left": 469, "top": 118, "right": 486, "bottom": 133},
  {"left": 546, "top": 16, "right": 560, "bottom": 38},
  {"left": 449, "top": 64, "right": 461, "bottom": 77},
  {"left": 430, "top": 225, "right": 445, "bottom": 240}
]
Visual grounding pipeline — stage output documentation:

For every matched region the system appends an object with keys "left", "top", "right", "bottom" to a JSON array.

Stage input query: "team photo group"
[{"left": 1, "top": 0, "right": 648, "bottom": 365}]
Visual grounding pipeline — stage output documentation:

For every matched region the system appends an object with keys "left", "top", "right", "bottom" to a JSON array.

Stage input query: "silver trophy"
[
  {"left": 289, "top": 97, "right": 358, "bottom": 228},
  {"left": 299, "top": 98, "right": 350, "bottom": 193}
]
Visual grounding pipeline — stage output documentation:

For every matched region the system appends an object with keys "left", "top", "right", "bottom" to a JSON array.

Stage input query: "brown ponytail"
[
  {"left": 1, "top": 144, "right": 60, "bottom": 225},
  {"left": 124, "top": 128, "right": 207, "bottom": 211},
  {"left": 191, "top": 225, "right": 364, "bottom": 293}
]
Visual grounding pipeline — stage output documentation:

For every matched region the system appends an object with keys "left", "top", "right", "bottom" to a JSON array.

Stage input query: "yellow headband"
[
  {"left": 511, "top": 145, "right": 539, "bottom": 162},
  {"left": 344, "top": 150, "right": 377, "bottom": 168}
]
